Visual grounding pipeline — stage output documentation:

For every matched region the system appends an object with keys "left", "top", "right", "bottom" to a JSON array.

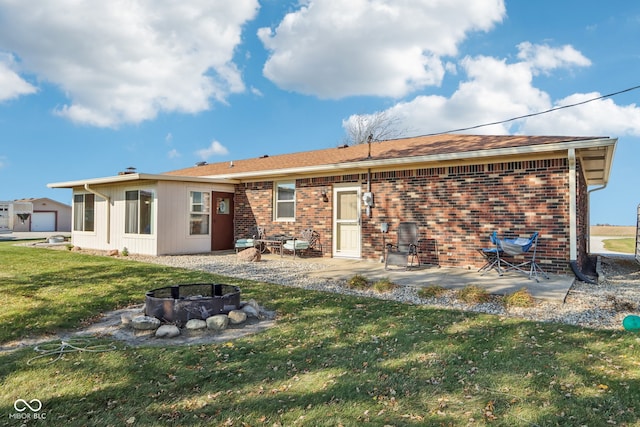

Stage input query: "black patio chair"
[{"left": 384, "top": 222, "right": 420, "bottom": 270}]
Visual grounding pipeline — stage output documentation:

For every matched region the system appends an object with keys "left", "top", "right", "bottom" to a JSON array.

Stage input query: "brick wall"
[{"left": 234, "top": 156, "right": 583, "bottom": 274}]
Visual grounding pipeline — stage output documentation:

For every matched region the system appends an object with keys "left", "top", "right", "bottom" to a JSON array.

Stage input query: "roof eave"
[
  {"left": 203, "top": 137, "right": 617, "bottom": 181},
  {"left": 48, "top": 173, "right": 239, "bottom": 189}
]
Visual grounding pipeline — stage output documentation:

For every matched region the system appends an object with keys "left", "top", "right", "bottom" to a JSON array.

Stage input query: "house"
[
  {"left": 0, "top": 198, "right": 71, "bottom": 232},
  {"left": 48, "top": 134, "right": 617, "bottom": 276}
]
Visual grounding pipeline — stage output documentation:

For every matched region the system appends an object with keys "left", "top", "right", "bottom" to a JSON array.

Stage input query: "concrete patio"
[{"left": 263, "top": 254, "right": 575, "bottom": 303}]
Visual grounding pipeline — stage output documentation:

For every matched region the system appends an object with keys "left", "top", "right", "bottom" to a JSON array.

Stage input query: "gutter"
[
  {"left": 207, "top": 138, "right": 617, "bottom": 181},
  {"left": 568, "top": 149, "right": 595, "bottom": 284},
  {"left": 84, "top": 184, "right": 111, "bottom": 245}
]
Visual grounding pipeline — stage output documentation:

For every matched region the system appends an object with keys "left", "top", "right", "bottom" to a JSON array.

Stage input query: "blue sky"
[{"left": 1, "top": 0, "right": 639, "bottom": 225}]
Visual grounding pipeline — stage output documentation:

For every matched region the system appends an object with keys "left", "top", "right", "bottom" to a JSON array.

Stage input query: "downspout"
[
  {"left": 568, "top": 149, "right": 595, "bottom": 283},
  {"left": 84, "top": 184, "right": 111, "bottom": 245}
]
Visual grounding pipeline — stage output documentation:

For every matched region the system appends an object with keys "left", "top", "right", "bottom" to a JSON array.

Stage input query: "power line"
[{"left": 420, "top": 84, "right": 640, "bottom": 136}]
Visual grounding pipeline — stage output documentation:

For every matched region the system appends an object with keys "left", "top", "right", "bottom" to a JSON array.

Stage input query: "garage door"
[{"left": 32, "top": 212, "right": 56, "bottom": 232}]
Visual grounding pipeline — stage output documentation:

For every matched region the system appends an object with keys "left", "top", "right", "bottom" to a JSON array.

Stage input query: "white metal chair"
[
  {"left": 234, "top": 226, "right": 264, "bottom": 253},
  {"left": 283, "top": 228, "right": 321, "bottom": 258}
]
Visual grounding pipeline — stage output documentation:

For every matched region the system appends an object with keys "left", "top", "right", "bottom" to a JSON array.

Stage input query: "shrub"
[
  {"left": 346, "top": 274, "right": 370, "bottom": 290},
  {"left": 122, "top": 247, "right": 129, "bottom": 257},
  {"left": 504, "top": 288, "right": 535, "bottom": 308},
  {"left": 372, "top": 278, "right": 398, "bottom": 293},
  {"left": 418, "top": 285, "right": 447, "bottom": 299},
  {"left": 456, "top": 285, "right": 490, "bottom": 304}
]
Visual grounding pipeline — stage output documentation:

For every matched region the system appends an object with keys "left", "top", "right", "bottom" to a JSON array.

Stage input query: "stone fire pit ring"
[{"left": 144, "top": 283, "right": 241, "bottom": 327}]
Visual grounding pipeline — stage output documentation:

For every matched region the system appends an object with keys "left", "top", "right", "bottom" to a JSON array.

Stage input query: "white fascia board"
[
  {"left": 207, "top": 138, "right": 617, "bottom": 181},
  {"left": 48, "top": 173, "right": 238, "bottom": 188}
]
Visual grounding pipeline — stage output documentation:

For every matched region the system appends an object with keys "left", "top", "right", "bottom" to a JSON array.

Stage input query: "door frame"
[
  {"left": 211, "top": 191, "right": 234, "bottom": 251},
  {"left": 332, "top": 184, "right": 362, "bottom": 258}
]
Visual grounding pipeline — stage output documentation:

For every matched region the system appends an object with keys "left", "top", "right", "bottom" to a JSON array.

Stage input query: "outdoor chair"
[
  {"left": 384, "top": 222, "right": 420, "bottom": 270},
  {"left": 478, "top": 231, "right": 506, "bottom": 275},
  {"left": 283, "top": 228, "right": 322, "bottom": 258},
  {"left": 480, "top": 231, "right": 549, "bottom": 282},
  {"left": 234, "top": 226, "right": 265, "bottom": 253}
]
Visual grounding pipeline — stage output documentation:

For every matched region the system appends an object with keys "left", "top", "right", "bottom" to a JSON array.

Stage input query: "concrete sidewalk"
[{"left": 0, "top": 231, "right": 71, "bottom": 241}]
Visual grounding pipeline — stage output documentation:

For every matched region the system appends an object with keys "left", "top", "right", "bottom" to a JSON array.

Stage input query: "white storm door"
[{"left": 333, "top": 186, "right": 361, "bottom": 258}]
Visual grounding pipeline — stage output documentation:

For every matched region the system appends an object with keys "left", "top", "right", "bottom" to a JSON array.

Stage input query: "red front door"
[{"left": 211, "top": 192, "right": 234, "bottom": 250}]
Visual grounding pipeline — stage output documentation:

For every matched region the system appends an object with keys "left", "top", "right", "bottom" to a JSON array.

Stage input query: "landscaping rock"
[
  {"left": 237, "top": 247, "right": 261, "bottom": 262},
  {"left": 121, "top": 312, "right": 135, "bottom": 326},
  {"left": 206, "top": 314, "right": 229, "bottom": 330},
  {"left": 155, "top": 324, "right": 181, "bottom": 338},
  {"left": 228, "top": 310, "right": 247, "bottom": 324},
  {"left": 241, "top": 304, "right": 259, "bottom": 318},
  {"left": 131, "top": 315, "right": 161, "bottom": 330},
  {"left": 185, "top": 319, "right": 207, "bottom": 330}
]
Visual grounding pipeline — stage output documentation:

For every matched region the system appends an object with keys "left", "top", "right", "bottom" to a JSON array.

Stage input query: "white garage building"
[{"left": 0, "top": 198, "right": 71, "bottom": 233}]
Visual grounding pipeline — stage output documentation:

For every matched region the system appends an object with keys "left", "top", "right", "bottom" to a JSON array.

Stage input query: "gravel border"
[{"left": 133, "top": 252, "right": 640, "bottom": 331}]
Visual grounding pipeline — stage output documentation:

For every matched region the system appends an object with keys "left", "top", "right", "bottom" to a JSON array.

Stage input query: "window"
[
  {"left": 73, "top": 193, "right": 95, "bottom": 232},
  {"left": 189, "top": 191, "right": 210, "bottom": 235},
  {"left": 275, "top": 181, "right": 295, "bottom": 220},
  {"left": 125, "top": 190, "right": 153, "bottom": 234}
]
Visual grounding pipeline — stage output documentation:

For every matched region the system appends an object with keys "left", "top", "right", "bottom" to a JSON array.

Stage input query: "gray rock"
[
  {"left": 185, "top": 319, "right": 207, "bottom": 330},
  {"left": 131, "top": 315, "right": 161, "bottom": 330},
  {"left": 228, "top": 310, "right": 247, "bottom": 324},
  {"left": 241, "top": 304, "right": 259, "bottom": 318},
  {"left": 155, "top": 324, "right": 181, "bottom": 338},
  {"left": 206, "top": 314, "right": 229, "bottom": 330}
]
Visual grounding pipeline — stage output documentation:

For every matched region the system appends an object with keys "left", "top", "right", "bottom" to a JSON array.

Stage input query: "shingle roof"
[{"left": 164, "top": 134, "right": 604, "bottom": 178}]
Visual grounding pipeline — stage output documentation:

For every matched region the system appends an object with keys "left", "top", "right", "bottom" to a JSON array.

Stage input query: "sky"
[{"left": 1, "top": 0, "right": 639, "bottom": 225}]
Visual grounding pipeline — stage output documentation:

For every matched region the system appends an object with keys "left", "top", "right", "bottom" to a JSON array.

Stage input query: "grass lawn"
[
  {"left": 603, "top": 238, "right": 636, "bottom": 254},
  {"left": 2, "top": 242, "right": 640, "bottom": 426}
]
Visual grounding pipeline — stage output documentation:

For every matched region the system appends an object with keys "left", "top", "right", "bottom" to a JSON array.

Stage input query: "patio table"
[{"left": 255, "top": 235, "right": 292, "bottom": 257}]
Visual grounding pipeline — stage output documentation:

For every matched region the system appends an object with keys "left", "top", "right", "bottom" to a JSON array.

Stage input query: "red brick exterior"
[{"left": 234, "top": 156, "right": 587, "bottom": 274}]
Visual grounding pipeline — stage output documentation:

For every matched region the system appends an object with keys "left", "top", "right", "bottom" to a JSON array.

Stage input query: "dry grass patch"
[
  {"left": 455, "top": 284, "right": 490, "bottom": 303},
  {"left": 504, "top": 288, "right": 535, "bottom": 308}
]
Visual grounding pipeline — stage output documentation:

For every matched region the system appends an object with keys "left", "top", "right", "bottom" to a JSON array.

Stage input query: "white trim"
[
  {"left": 48, "top": 173, "right": 239, "bottom": 189},
  {"left": 198, "top": 138, "right": 617, "bottom": 182},
  {"left": 568, "top": 149, "right": 577, "bottom": 261},
  {"left": 273, "top": 180, "right": 296, "bottom": 222}
]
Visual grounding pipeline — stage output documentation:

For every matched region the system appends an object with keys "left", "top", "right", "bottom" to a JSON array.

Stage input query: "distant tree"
[{"left": 341, "top": 110, "right": 406, "bottom": 146}]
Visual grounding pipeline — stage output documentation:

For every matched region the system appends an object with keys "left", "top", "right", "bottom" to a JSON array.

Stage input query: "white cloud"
[
  {"left": 0, "top": 0, "right": 259, "bottom": 127},
  {"left": 368, "top": 42, "right": 640, "bottom": 138},
  {"left": 0, "top": 54, "right": 37, "bottom": 101},
  {"left": 521, "top": 93, "right": 640, "bottom": 136},
  {"left": 517, "top": 42, "right": 591, "bottom": 74},
  {"left": 258, "top": 0, "right": 505, "bottom": 99},
  {"left": 0, "top": 155, "right": 7, "bottom": 169},
  {"left": 167, "top": 149, "right": 181, "bottom": 159},
  {"left": 196, "top": 140, "right": 229, "bottom": 160}
]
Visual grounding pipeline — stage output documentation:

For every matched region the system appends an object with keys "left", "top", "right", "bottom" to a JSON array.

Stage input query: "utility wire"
[{"left": 420, "top": 84, "right": 640, "bottom": 136}]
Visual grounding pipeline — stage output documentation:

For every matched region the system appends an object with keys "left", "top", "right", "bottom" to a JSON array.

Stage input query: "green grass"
[
  {"left": 603, "top": 237, "right": 636, "bottom": 254},
  {"left": 2, "top": 242, "right": 640, "bottom": 426}
]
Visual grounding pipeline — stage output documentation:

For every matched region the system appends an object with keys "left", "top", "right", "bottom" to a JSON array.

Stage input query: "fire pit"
[{"left": 145, "top": 284, "right": 241, "bottom": 326}]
